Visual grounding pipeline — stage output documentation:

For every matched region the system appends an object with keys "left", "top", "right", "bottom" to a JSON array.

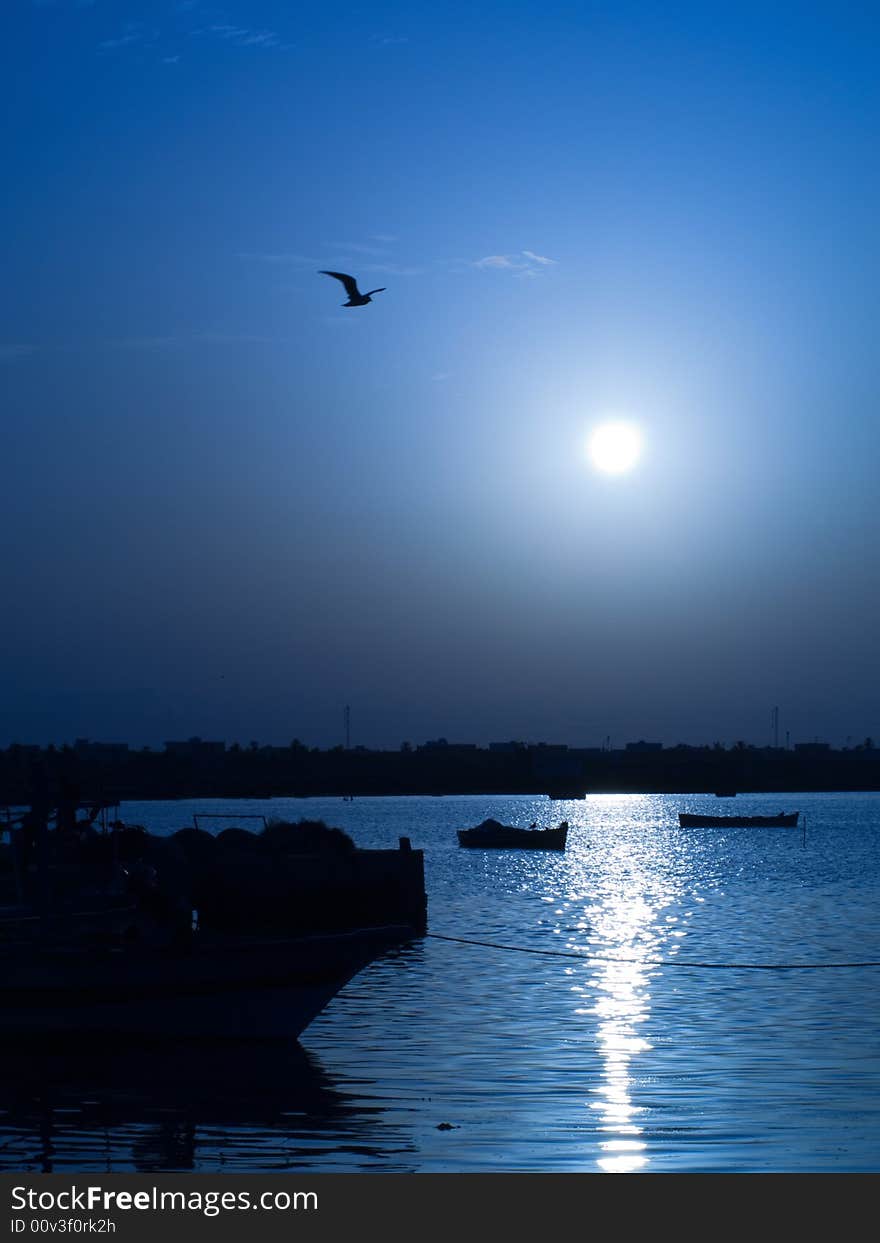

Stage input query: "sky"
[{"left": 2, "top": 0, "right": 879, "bottom": 751}]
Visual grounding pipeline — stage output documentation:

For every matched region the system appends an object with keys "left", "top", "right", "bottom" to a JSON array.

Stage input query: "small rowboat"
[
  {"left": 457, "top": 819, "right": 568, "bottom": 850},
  {"left": 678, "top": 812, "right": 799, "bottom": 828}
]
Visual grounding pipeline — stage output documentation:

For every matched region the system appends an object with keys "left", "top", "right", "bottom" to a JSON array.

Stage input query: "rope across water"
[{"left": 426, "top": 932, "right": 880, "bottom": 970}]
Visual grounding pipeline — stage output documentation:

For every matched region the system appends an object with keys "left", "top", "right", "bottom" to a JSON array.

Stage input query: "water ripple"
[{"left": 3, "top": 792, "right": 879, "bottom": 1171}]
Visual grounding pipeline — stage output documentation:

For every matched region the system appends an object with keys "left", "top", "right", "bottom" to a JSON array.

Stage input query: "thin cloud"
[
  {"left": 99, "top": 32, "right": 144, "bottom": 52},
  {"left": 0, "top": 344, "right": 37, "bottom": 362},
  {"left": 239, "top": 248, "right": 420, "bottom": 278},
  {"left": 237, "top": 252, "right": 319, "bottom": 266},
  {"left": 110, "top": 333, "right": 285, "bottom": 349},
  {"left": 194, "top": 25, "right": 292, "bottom": 51},
  {"left": 359, "top": 262, "right": 423, "bottom": 276},
  {"left": 110, "top": 336, "right": 181, "bottom": 350},
  {"left": 370, "top": 35, "right": 409, "bottom": 47},
  {"left": 242, "top": 32, "right": 283, "bottom": 48},
  {"left": 98, "top": 25, "right": 158, "bottom": 53},
  {"left": 473, "top": 250, "right": 559, "bottom": 276},
  {"left": 522, "top": 250, "right": 557, "bottom": 265},
  {"left": 473, "top": 255, "right": 521, "bottom": 270},
  {"left": 327, "top": 241, "right": 389, "bottom": 257},
  {"left": 193, "top": 332, "right": 282, "bottom": 345}
]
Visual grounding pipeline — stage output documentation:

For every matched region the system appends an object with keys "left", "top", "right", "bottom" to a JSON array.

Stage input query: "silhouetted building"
[
  {"left": 73, "top": 739, "right": 129, "bottom": 761},
  {"left": 164, "top": 737, "right": 226, "bottom": 758},
  {"left": 417, "top": 739, "right": 478, "bottom": 752},
  {"left": 2, "top": 734, "right": 880, "bottom": 804}
]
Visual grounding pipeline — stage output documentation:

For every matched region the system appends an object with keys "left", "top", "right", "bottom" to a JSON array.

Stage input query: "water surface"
[{"left": 2, "top": 792, "right": 878, "bottom": 1172}]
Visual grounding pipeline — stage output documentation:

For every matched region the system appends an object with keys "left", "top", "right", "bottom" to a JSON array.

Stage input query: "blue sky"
[{"left": 2, "top": 0, "right": 879, "bottom": 749}]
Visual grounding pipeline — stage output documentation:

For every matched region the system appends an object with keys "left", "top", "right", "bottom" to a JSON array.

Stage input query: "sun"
[{"left": 588, "top": 421, "right": 642, "bottom": 474}]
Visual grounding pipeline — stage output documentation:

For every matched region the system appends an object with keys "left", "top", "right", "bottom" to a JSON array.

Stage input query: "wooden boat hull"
[
  {"left": 457, "top": 821, "right": 568, "bottom": 850},
  {"left": 678, "top": 812, "right": 799, "bottom": 828},
  {"left": 1, "top": 924, "right": 417, "bottom": 1041}
]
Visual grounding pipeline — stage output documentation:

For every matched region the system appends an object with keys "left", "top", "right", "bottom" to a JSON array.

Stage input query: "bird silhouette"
[{"left": 319, "top": 271, "right": 386, "bottom": 307}]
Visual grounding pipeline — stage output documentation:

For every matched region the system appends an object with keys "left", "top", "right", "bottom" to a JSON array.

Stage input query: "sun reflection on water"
[
  {"left": 567, "top": 796, "right": 682, "bottom": 1172},
  {"left": 589, "top": 955, "right": 653, "bottom": 1171}
]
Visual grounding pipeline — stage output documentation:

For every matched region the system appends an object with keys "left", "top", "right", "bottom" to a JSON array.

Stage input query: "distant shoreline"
[
  {"left": 4, "top": 783, "right": 880, "bottom": 806},
  {"left": 2, "top": 740, "right": 879, "bottom": 806}
]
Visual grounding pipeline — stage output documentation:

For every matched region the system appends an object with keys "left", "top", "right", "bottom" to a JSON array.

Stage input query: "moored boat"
[
  {"left": 1, "top": 811, "right": 426, "bottom": 1041},
  {"left": 457, "top": 819, "right": 568, "bottom": 850},
  {"left": 1, "top": 919, "right": 418, "bottom": 1041},
  {"left": 678, "top": 811, "right": 799, "bottom": 828}
]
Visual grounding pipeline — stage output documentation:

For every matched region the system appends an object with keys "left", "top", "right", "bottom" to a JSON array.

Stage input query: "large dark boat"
[
  {"left": 1, "top": 918, "right": 419, "bottom": 1041},
  {"left": 1, "top": 806, "right": 426, "bottom": 1041},
  {"left": 457, "top": 819, "right": 568, "bottom": 850},
  {"left": 678, "top": 811, "right": 799, "bottom": 828}
]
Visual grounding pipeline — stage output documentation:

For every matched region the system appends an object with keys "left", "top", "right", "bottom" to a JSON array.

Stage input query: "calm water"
[{"left": 2, "top": 792, "right": 879, "bottom": 1173}]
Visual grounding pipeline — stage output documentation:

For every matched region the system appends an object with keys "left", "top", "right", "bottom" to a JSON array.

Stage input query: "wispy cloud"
[
  {"left": 370, "top": 34, "right": 409, "bottom": 47},
  {"left": 110, "top": 333, "right": 286, "bottom": 349},
  {"left": 194, "top": 24, "right": 293, "bottom": 51},
  {"left": 98, "top": 24, "right": 158, "bottom": 53},
  {"left": 473, "top": 255, "right": 521, "bottom": 270},
  {"left": 109, "top": 336, "right": 181, "bottom": 350},
  {"left": 238, "top": 252, "right": 319, "bottom": 267},
  {"left": 162, "top": 55, "right": 181, "bottom": 64},
  {"left": 323, "top": 239, "right": 422, "bottom": 272},
  {"left": 193, "top": 332, "right": 283, "bottom": 345},
  {"left": 359, "top": 262, "right": 423, "bottom": 277},
  {"left": 0, "top": 344, "right": 37, "bottom": 362},
  {"left": 326, "top": 241, "right": 389, "bottom": 257},
  {"left": 99, "top": 33, "right": 144, "bottom": 52},
  {"left": 239, "top": 248, "right": 421, "bottom": 278},
  {"left": 239, "top": 240, "right": 420, "bottom": 279},
  {"left": 473, "top": 250, "right": 559, "bottom": 276},
  {"left": 522, "top": 250, "right": 557, "bottom": 266}
]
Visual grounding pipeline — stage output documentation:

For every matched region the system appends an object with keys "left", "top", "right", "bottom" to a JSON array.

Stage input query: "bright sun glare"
[{"left": 588, "top": 421, "right": 642, "bottom": 474}]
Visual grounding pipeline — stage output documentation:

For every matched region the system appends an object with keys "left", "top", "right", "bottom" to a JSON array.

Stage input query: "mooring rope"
[{"left": 425, "top": 932, "right": 880, "bottom": 970}]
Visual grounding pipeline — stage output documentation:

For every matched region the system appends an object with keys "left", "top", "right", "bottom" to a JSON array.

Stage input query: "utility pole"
[
  {"left": 771, "top": 706, "right": 779, "bottom": 749},
  {"left": 344, "top": 704, "right": 350, "bottom": 750}
]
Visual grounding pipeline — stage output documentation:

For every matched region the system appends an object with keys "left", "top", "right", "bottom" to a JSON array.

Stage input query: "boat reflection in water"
[{"left": 0, "top": 1036, "right": 403, "bottom": 1172}]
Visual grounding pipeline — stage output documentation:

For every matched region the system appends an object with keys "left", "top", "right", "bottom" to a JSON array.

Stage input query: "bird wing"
[{"left": 319, "top": 271, "right": 361, "bottom": 297}]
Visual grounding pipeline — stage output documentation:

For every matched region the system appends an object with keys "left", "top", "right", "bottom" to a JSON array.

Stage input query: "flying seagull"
[{"left": 319, "top": 270, "right": 386, "bottom": 307}]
